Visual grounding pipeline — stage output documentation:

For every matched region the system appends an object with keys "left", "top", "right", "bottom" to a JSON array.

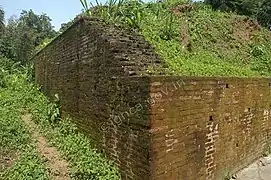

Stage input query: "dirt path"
[
  {"left": 21, "top": 114, "right": 69, "bottom": 180},
  {"left": 231, "top": 156, "right": 271, "bottom": 180}
]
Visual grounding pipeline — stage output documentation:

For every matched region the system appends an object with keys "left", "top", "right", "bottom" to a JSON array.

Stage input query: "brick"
[{"left": 34, "top": 16, "right": 271, "bottom": 180}]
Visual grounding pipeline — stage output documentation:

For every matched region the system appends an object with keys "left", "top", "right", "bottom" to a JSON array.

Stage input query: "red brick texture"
[
  {"left": 149, "top": 76, "right": 271, "bottom": 180},
  {"left": 33, "top": 17, "right": 271, "bottom": 180}
]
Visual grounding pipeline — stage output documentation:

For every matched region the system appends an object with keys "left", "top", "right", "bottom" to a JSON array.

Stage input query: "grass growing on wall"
[
  {"left": 83, "top": 0, "right": 271, "bottom": 77},
  {"left": 0, "top": 57, "right": 120, "bottom": 180}
]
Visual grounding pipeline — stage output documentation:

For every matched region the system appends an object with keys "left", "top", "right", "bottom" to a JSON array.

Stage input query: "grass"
[
  {"left": 0, "top": 59, "right": 49, "bottom": 179},
  {"left": 1, "top": 0, "right": 271, "bottom": 178},
  {"left": 0, "top": 57, "right": 120, "bottom": 179},
  {"left": 84, "top": 0, "right": 271, "bottom": 77}
]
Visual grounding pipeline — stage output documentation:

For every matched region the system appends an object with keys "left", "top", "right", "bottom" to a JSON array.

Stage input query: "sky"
[{"left": 0, "top": 0, "right": 91, "bottom": 30}]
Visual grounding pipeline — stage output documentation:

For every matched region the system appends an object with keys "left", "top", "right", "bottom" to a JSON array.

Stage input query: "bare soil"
[
  {"left": 21, "top": 114, "right": 70, "bottom": 180},
  {"left": 231, "top": 156, "right": 271, "bottom": 180},
  {"left": 0, "top": 149, "right": 18, "bottom": 174}
]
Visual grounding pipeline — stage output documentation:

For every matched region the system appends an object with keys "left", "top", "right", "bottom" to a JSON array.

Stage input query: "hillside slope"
[{"left": 90, "top": 0, "right": 271, "bottom": 77}]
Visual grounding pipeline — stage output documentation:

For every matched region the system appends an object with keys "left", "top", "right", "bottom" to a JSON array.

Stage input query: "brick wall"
[
  {"left": 149, "top": 76, "right": 271, "bottom": 180},
  {"left": 34, "top": 17, "right": 164, "bottom": 180},
  {"left": 34, "top": 17, "right": 271, "bottom": 180}
]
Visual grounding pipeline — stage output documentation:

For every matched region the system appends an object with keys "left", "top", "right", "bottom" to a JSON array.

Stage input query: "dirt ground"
[
  {"left": 232, "top": 156, "right": 271, "bottom": 180},
  {"left": 0, "top": 149, "right": 18, "bottom": 174},
  {"left": 21, "top": 114, "right": 70, "bottom": 180}
]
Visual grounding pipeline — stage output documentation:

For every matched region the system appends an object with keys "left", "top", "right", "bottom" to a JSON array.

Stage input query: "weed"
[
  {"left": 263, "top": 139, "right": 271, "bottom": 157},
  {"left": 223, "top": 171, "right": 232, "bottom": 180},
  {"left": 80, "top": 0, "right": 92, "bottom": 16}
]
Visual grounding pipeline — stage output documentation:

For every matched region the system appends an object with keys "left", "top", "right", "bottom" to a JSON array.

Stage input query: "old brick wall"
[
  {"left": 149, "top": 76, "right": 271, "bottom": 180},
  {"left": 34, "top": 17, "right": 163, "bottom": 180},
  {"left": 34, "top": 16, "right": 271, "bottom": 180}
]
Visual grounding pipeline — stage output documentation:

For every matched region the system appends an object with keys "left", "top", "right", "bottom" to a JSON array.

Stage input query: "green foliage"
[
  {"left": 0, "top": 57, "right": 120, "bottom": 179},
  {"left": 3, "top": 150, "right": 49, "bottom": 180},
  {"left": 0, "top": 60, "right": 49, "bottom": 179},
  {"left": 0, "top": 7, "right": 4, "bottom": 36},
  {"left": 80, "top": 0, "right": 92, "bottom": 16},
  {"left": 18, "top": 10, "right": 56, "bottom": 46},
  {"left": 250, "top": 43, "right": 271, "bottom": 76},
  {"left": 257, "top": 0, "right": 271, "bottom": 29},
  {"left": 28, "top": 89, "right": 121, "bottom": 179},
  {"left": 205, "top": 0, "right": 271, "bottom": 28},
  {"left": 81, "top": 0, "right": 271, "bottom": 77},
  {"left": 35, "top": 38, "right": 53, "bottom": 53},
  {"left": 0, "top": 9, "right": 57, "bottom": 64},
  {"left": 205, "top": 0, "right": 261, "bottom": 15},
  {"left": 47, "top": 94, "right": 61, "bottom": 124},
  {"left": 90, "top": 0, "right": 145, "bottom": 29},
  {"left": 59, "top": 20, "right": 74, "bottom": 33}
]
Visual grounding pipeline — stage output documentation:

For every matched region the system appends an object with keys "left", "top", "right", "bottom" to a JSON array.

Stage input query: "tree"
[
  {"left": 59, "top": 20, "right": 74, "bottom": 33},
  {"left": 257, "top": 0, "right": 271, "bottom": 29},
  {"left": 0, "top": 9, "right": 57, "bottom": 63},
  {"left": 0, "top": 7, "right": 4, "bottom": 36},
  {"left": 205, "top": 0, "right": 241, "bottom": 12},
  {"left": 205, "top": 0, "right": 264, "bottom": 15},
  {"left": 205, "top": 0, "right": 270, "bottom": 29},
  {"left": 0, "top": 16, "right": 18, "bottom": 59},
  {"left": 18, "top": 10, "right": 57, "bottom": 47}
]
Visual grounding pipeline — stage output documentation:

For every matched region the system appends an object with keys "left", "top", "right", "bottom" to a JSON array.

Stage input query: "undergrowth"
[
  {"left": 82, "top": 0, "right": 271, "bottom": 77},
  {"left": 0, "top": 58, "right": 49, "bottom": 179},
  {"left": 0, "top": 57, "right": 120, "bottom": 179}
]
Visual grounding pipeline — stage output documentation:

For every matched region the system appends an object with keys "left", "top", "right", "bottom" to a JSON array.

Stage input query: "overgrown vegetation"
[
  {"left": 205, "top": 0, "right": 271, "bottom": 29},
  {"left": 81, "top": 0, "right": 271, "bottom": 77},
  {"left": 0, "top": 58, "right": 49, "bottom": 179},
  {"left": 0, "top": 4, "right": 120, "bottom": 179},
  {"left": 0, "top": 8, "right": 57, "bottom": 64},
  {"left": 1, "top": 0, "right": 271, "bottom": 178},
  {"left": 0, "top": 58, "right": 120, "bottom": 179}
]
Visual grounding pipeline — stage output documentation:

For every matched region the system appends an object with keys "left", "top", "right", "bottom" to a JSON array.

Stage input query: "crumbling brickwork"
[{"left": 34, "top": 17, "right": 271, "bottom": 180}]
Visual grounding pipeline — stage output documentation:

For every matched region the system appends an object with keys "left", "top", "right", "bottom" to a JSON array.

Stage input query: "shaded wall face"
[
  {"left": 149, "top": 77, "right": 271, "bottom": 180},
  {"left": 34, "top": 19, "right": 160, "bottom": 180}
]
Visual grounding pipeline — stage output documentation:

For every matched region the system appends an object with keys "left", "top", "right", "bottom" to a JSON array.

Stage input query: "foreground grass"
[
  {"left": 0, "top": 72, "right": 49, "bottom": 179},
  {"left": 0, "top": 59, "right": 120, "bottom": 179}
]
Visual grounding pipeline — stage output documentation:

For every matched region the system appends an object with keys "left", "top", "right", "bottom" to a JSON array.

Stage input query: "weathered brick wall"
[
  {"left": 34, "top": 17, "right": 271, "bottom": 180},
  {"left": 149, "top": 76, "right": 271, "bottom": 180},
  {"left": 34, "top": 17, "right": 163, "bottom": 180}
]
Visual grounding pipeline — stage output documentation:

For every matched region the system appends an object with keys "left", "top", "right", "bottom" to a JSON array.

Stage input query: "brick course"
[{"left": 34, "top": 17, "right": 271, "bottom": 180}]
